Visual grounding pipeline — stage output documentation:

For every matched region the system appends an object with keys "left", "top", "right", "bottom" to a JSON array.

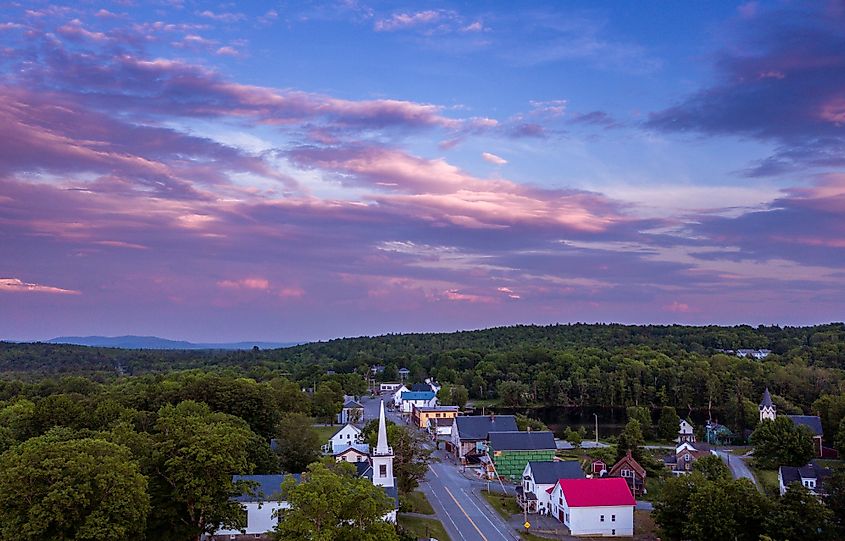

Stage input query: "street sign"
[{"left": 524, "top": 521, "right": 531, "bottom": 529}]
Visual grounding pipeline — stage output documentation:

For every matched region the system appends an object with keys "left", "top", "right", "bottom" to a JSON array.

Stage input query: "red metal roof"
[{"left": 555, "top": 478, "right": 635, "bottom": 507}]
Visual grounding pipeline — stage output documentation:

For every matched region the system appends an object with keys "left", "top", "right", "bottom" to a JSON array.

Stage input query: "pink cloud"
[
  {"left": 663, "top": 301, "right": 691, "bottom": 313},
  {"left": 218, "top": 278, "right": 270, "bottom": 290},
  {"left": 215, "top": 46, "right": 240, "bottom": 57},
  {"left": 482, "top": 152, "right": 508, "bottom": 165},
  {"left": 0, "top": 278, "right": 80, "bottom": 295}
]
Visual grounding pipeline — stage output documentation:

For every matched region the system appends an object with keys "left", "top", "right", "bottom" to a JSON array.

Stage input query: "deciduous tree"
[
  {"left": 275, "top": 412, "right": 322, "bottom": 473},
  {"left": 0, "top": 434, "right": 149, "bottom": 541},
  {"left": 750, "top": 416, "right": 814, "bottom": 469}
]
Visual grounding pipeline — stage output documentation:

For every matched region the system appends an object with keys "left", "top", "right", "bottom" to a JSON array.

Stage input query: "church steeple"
[
  {"left": 759, "top": 387, "right": 776, "bottom": 422},
  {"left": 372, "top": 400, "right": 394, "bottom": 488}
]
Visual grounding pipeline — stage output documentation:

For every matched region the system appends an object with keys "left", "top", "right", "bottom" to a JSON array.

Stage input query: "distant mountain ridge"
[{"left": 47, "top": 335, "right": 297, "bottom": 350}]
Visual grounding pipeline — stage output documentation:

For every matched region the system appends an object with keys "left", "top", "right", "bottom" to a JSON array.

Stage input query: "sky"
[{"left": 1, "top": 1, "right": 844, "bottom": 342}]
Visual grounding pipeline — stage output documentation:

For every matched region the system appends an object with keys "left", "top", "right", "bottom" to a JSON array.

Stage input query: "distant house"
[
  {"left": 379, "top": 382, "right": 402, "bottom": 393},
  {"left": 759, "top": 388, "right": 824, "bottom": 456},
  {"left": 664, "top": 441, "right": 714, "bottom": 475},
  {"left": 411, "top": 405, "right": 459, "bottom": 429},
  {"left": 788, "top": 415, "right": 824, "bottom": 456},
  {"left": 370, "top": 365, "right": 385, "bottom": 375},
  {"left": 211, "top": 474, "right": 299, "bottom": 540},
  {"left": 323, "top": 424, "right": 362, "bottom": 453},
  {"left": 779, "top": 461, "right": 831, "bottom": 497},
  {"left": 391, "top": 385, "right": 409, "bottom": 407},
  {"left": 519, "top": 461, "right": 584, "bottom": 514},
  {"left": 549, "top": 478, "right": 635, "bottom": 537},
  {"left": 737, "top": 349, "right": 771, "bottom": 359},
  {"left": 450, "top": 415, "right": 518, "bottom": 460},
  {"left": 398, "top": 391, "right": 437, "bottom": 413},
  {"left": 678, "top": 419, "right": 695, "bottom": 443},
  {"left": 487, "top": 431, "right": 556, "bottom": 481},
  {"left": 331, "top": 442, "right": 371, "bottom": 463},
  {"left": 338, "top": 399, "right": 364, "bottom": 425},
  {"left": 608, "top": 450, "right": 647, "bottom": 496},
  {"left": 427, "top": 417, "right": 454, "bottom": 439},
  {"left": 590, "top": 459, "right": 607, "bottom": 476},
  {"left": 398, "top": 367, "right": 410, "bottom": 381},
  {"left": 704, "top": 420, "right": 734, "bottom": 445}
]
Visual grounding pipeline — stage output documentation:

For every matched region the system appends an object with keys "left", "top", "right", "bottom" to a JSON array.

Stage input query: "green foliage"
[
  {"left": 497, "top": 380, "right": 530, "bottom": 407},
  {"left": 654, "top": 473, "right": 770, "bottom": 541},
  {"left": 767, "top": 485, "right": 835, "bottom": 541},
  {"left": 563, "top": 426, "right": 583, "bottom": 448},
  {"left": 626, "top": 406, "right": 652, "bottom": 438},
  {"left": 691, "top": 455, "right": 731, "bottom": 481},
  {"left": 437, "top": 384, "right": 469, "bottom": 409},
  {"left": 824, "top": 467, "right": 845, "bottom": 535},
  {"left": 313, "top": 382, "right": 344, "bottom": 424},
  {"left": 616, "top": 419, "right": 645, "bottom": 461},
  {"left": 274, "top": 413, "right": 321, "bottom": 473},
  {"left": 145, "top": 401, "right": 257, "bottom": 538},
  {"left": 275, "top": 462, "right": 399, "bottom": 541},
  {"left": 0, "top": 434, "right": 149, "bottom": 541},
  {"left": 657, "top": 406, "right": 680, "bottom": 441},
  {"left": 750, "top": 417, "right": 815, "bottom": 469},
  {"left": 514, "top": 413, "right": 547, "bottom": 432}
]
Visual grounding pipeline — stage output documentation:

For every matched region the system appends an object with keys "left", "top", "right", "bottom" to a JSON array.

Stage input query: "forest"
[{"left": 3, "top": 323, "right": 845, "bottom": 439}]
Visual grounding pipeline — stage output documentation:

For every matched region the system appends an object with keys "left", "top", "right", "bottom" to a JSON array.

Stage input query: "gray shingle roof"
[
  {"left": 489, "top": 431, "right": 556, "bottom": 451},
  {"left": 760, "top": 388, "right": 774, "bottom": 408},
  {"left": 455, "top": 415, "right": 518, "bottom": 440},
  {"left": 787, "top": 415, "right": 824, "bottom": 436},
  {"left": 780, "top": 462, "right": 831, "bottom": 490},
  {"left": 343, "top": 399, "right": 364, "bottom": 409},
  {"left": 232, "top": 474, "right": 300, "bottom": 502},
  {"left": 528, "top": 461, "right": 585, "bottom": 484}
]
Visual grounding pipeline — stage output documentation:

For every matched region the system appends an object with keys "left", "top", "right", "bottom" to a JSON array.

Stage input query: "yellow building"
[{"left": 412, "top": 405, "right": 459, "bottom": 429}]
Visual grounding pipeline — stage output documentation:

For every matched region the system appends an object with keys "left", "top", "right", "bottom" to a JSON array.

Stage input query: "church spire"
[
  {"left": 375, "top": 400, "right": 391, "bottom": 455},
  {"left": 371, "top": 400, "right": 394, "bottom": 488}
]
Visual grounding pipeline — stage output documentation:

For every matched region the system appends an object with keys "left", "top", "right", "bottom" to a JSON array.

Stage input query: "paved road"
[
  {"left": 421, "top": 452, "right": 520, "bottom": 541},
  {"left": 715, "top": 450, "right": 762, "bottom": 492},
  {"left": 360, "top": 394, "right": 518, "bottom": 540}
]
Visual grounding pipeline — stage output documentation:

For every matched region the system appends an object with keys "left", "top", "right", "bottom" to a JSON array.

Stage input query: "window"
[
  {"left": 380, "top": 464, "right": 387, "bottom": 477},
  {"left": 600, "top": 515, "right": 605, "bottom": 522},
  {"left": 612, "top": 514, "right": 616, "bottom": 522},
  {"left": 612, "top": 529, "right": 616, "bottom": 535},
  {"left": 684, "top": 453, "right": 690, "bottom": 462}
]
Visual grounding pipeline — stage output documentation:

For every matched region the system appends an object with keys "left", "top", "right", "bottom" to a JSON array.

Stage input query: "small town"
[{"left": 1, "top": 1, "right": 843, "bottom": 540}]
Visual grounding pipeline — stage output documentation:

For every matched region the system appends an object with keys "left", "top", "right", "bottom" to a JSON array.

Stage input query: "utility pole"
[{"left": 593, "top": 413, "right": 599, "bottom": 445}]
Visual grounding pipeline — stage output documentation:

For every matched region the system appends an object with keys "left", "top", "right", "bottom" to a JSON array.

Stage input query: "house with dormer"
[
  {"left": 779, "top": 461, "right": 831, "bottom": 497},
  {"left": 608, "top": 450, "right": 647, "bottom": 495}
]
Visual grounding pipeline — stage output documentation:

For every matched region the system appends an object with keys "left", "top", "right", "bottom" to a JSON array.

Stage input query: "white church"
[{"left": 211, "top": 401, "right": 397, "bottom": 540}]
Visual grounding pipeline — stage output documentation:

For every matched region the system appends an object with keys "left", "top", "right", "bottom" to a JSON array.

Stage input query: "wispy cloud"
[{"left": 0, "top": 278, "right": 80, "bottom": 295}]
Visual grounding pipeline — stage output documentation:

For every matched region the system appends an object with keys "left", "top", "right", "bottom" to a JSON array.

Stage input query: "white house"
[
  {"left": 519, "top": 461, "right": 584, "bottom": 514},
  {"left": 323, "top": 424, "right": 362, "bottom": 453},
  {"left": 549, "top": 478, "right": 635, "bottom": 537},
  {"left": 213, "top": 402, "right": 398, "bottom": 539},
  {"left": 332, "top": 442, "right": 370, "bottom": 463},
  {"left": 779, "top": 462, "right": 831, "bottom": 496},
  {"left": 380, "top": 382, "right": 402, "bottom": 393},
  {"left": 337, "top": 399, "right": 364, "bottom": 424},
  {"left": 398, "top": 390, "right": 437, "bottom": 413},
  {"left": 391, "top": 385, "right": 409, "bottom": 407},
  {"left": 678, "top": 419, "right": 695, "bottom": 443},
  {"left": 211, "top": 474, "right": 298, "bottom": 540},
  {"left": 427, "top": 417, "right": 454, "bottom": 439}
]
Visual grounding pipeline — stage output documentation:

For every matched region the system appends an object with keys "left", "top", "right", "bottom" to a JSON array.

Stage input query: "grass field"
[
  {"left": 312, "top": 424, "right": 340, "bottom": 441},
  {"left": 752, "top": 466, "right": 779, "bottom": 497},
  {"left": 481, "top": 490, "right": 521, "bottom": 519},
  {"left": 400, "top": 490, "right": 435, "bottom": 515},
  {"left": 398, "top": 514, "right": 452, "bottom": 541}
]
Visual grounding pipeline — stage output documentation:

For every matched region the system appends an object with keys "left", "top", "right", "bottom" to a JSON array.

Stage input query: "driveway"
[{"left": 715, "top": 450, "right": 762, "bottom": 492}]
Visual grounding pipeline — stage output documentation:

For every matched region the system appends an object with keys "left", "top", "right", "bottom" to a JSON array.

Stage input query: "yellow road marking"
[{"left": 444, "top": 486, "right": 489, "bottom": 541}]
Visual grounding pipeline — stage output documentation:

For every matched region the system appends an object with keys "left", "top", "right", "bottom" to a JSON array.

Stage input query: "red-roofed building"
[{"left": 549, "top": 478, "right": 635, "bottom": 536}]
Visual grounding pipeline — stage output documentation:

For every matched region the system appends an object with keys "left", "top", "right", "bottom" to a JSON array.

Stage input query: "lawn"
[
  {"left": 400, "top": 490, "right": 435, "bottom": 515},
  {"left": 398, "top": 514, "right": 452, "bottom": 541},
  {"left": 752, "top": 466, "right": 779, "bottom": 497},
  {"left": 481, "top": 490, "right": 522, "bottom": 519},
  {"left": 634, "top": 509, "right": 658, "bottom": 539},
  {"left": 312, "top": 424, "right": 340, "bottom": 441}
]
